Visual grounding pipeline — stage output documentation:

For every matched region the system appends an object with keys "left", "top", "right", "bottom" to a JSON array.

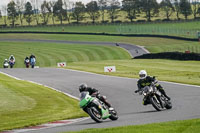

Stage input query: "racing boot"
[
  {"left": 160, "top": 89, "right": 171, "bottom": 100},
  {"left": 99, "top": 96, "right": 112, "bottom": 110},
  {"left": 157, "top": 85, "right": 171, "bottom": 100}
]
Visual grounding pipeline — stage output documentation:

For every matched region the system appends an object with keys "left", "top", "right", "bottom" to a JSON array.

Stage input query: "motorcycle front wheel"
[
  {"left": 150, "top": 96, "right": 163, "bottom": 111},
  {"left": 165, "top": 100, "right": 172, "bottom": 109},
  {"left": 87, "top": 107, "right": 103, "bottom": 123}
]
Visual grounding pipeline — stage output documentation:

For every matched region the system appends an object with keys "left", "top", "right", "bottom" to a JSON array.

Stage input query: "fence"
[{"left": 1, "top": 19, "right": 200, "bottom": 39}]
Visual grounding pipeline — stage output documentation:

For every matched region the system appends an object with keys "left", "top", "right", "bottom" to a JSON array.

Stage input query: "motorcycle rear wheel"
[
  {"left": 87, "top": 107, "right": 103, "bottom": 123},
  {"left": 109, "top": 108, "right": 118, "bottom": 121}
]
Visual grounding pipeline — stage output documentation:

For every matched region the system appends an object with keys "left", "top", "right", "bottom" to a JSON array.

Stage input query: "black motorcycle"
[
  {"left": 136, "top": 81, "right": 172, "bottom": 111},
  {"left": 24, "top": 59, "right": 30, "bottom": 68}
]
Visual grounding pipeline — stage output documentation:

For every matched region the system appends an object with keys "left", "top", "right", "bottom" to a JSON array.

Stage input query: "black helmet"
[{"left": 79, "top": 83, "right": 87, "bottom": 92}]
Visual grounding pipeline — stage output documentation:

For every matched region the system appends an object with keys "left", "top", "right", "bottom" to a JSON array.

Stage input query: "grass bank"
[
  {"left": 0, "top": 41, "right": 130, "bottom": 68},
  {"left": 0, "top": 73, "right": 87, "bottom": 131},
  {"left": 67, "top": 59, "right": 200, "bottom": 86},
  {"left": 0, "top": 34, "right": 200, "bottom": 53},
  {"left": 65, "top": 118, "right": 200, "bottom": 133}
]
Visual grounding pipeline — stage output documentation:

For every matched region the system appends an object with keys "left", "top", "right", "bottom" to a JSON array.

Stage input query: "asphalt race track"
[
  {"left": 0, "top": 68, "right": 200, "bottom": 133},
  {"left": 0, "top": 39, "right": 149, "bottom": 58}
]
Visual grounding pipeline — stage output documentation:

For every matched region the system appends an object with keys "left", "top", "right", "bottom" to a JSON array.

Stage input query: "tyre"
[
  {"left": 109, "top": 108, "right": 118, "bottom": 121},
  {"left": 165, "top": 100, "right": 172, "bottom": 109},
  {"left": 150, "top": 96, "right": 163, "bottom": 111},
  {"left": 87, "top": 107, "right": 103, "bottom": 123}
]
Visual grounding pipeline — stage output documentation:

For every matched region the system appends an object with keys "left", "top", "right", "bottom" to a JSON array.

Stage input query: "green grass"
[
  {"left": 65, "top": 118, "right": 200, "bottom": 133},
  {"left": 1, "top": 34, "right": 200, "bottom": 53},
  {"left": 0, "top": 73, "right": 87, "bottom": 131},
  {"left": 0, "top": 41, "right": 131, "bottom": 68},
  {"left": 67, "top": 59, "right": 200, "bottom": 86}
]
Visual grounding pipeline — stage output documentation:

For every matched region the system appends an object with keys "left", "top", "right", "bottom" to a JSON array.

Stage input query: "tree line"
[{"left": 0, "top": 0, "right": 199, "bottom": 27}]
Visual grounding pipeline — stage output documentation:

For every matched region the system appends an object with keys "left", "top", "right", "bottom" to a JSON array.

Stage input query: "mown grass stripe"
[{"left": 0, "top": 41, "right": 131, "bottom": 68}]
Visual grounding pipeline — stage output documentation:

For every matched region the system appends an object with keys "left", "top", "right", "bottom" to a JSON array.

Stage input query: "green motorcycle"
[{"left": 79, "top": 91, "right": 118, "bottom": 123}]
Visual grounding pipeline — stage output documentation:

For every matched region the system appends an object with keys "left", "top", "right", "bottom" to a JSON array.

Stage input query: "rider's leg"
[
  {"left": 99, "top": 96, "right": 112, "bottom": 108},
  {"left": 156, "top": 84, "right": 171, "bottom": 100}
]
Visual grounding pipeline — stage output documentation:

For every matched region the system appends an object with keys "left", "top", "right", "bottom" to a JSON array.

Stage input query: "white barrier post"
[
  {"left": 57, "top": 62, "right": 67, "bottom": 67},
  {"left": 104, "top": 66, "right": 116, "bottom": 72}
]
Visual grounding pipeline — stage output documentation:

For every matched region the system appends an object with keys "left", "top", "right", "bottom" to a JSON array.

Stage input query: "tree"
[
  {"left": 16, "top": 0, "right": 25, "bottom": 26},
  {"left": 49, "top": 1, "right": 56, "bottom": 25},
  {"left": 53, "top": 0, "right": 65, "bottom": 24},
  {"left": 180, "top": 0, "right": 192, "bottom": 19},
  {"left": 31, "top": 0, "right": 40, "bottom": 25},
  {"left": 107, "top": 0, "right": 120, "bottom": 23},
  {"left": 41, "top": 0, "right": 51, "bottom": 24},
  {"left": 191, "top": 0, "right": 200, "bottom": 19},
  {"left": 1, "top": 5, "right": 7, "bottom": 25},
  {"left": 122, "top": 0, "right": 140, "bottom": 22},
  {"left": 72, "top": 2, "right": 85, "bottom": 23},
  {"left": 173, "top": 0, "right": 181, "bottom": 20},
  {"left": 63, "top": 0, "right": 73, "bottom": 24},
  {"left": 160, "top": 0, "right": 174, "bottom": 20},
  {"left": 98, "top": 0, "right": 107, "bottom": 23},
  {"left": 7, "top": 1, "right": 18, "bottom": 26},
  {"left": 24, "top": 2, "right": 33, "bottom": 25},
  {"left": 140, "top": 0, "right": 159, "bottom": 21},
  {"left": 86, "top": 1, "right": 100, "bottom": 23},
  {"left": 0, "top": 10, "right": 2, "bottom": 20}
]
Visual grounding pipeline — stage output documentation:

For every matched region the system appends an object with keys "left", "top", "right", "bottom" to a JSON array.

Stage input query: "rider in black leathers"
[
  {"left": 79, "top": 83, "right": 112, "bottom": 108},
  {"left": 135, "top": 70, "right": 171, "bottom": 105}
]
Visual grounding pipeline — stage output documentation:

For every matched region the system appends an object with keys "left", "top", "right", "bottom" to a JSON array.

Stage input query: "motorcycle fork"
[{"left": 155, "top": 94, "right": 164, "bottom": 108}]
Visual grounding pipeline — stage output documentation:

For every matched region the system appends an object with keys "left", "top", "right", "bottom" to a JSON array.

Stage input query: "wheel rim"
[
  {"left": 91, "top": 108, "right": 101, "bottom": 119},
  {"left": 111, "top": 110, "right": 117, "bottom": 116},
  {"left": 152, "top": 97, "right": 162, "bottom": 108}
]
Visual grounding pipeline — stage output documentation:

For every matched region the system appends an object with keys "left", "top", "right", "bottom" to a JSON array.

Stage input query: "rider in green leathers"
[{"left": 79, "top": 83, "right": 112, "bottom": 109}]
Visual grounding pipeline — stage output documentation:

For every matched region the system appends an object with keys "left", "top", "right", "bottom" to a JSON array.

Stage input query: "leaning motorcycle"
[
  {"left": 79, "top": 91, "right": 118, "bottom": 123},
  {"left": 136, "top": 81, "right": 172, "bottom": 111}
]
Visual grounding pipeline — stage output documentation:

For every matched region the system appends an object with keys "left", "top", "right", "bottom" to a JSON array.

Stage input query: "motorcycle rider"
[
  {"left": 9, "top": 55, "right": 15, "bottom": 68},
  {"left": 135, "top": 70, "right": 171, "bottom": 105},
  {"left": 29, "top": 54, "right": 36, "bottom": 68},
  {"left": 3, "top": 59, "right": 9, "bottom": 68},
  {"left": 4, "top": 59, "right": 8, "bottom": 64},
  {"left": 24, "top": 56, "right": 30, "bottom": 68},
  {"left": 79, "top": 83, "right": 112, "bottom": 109}
]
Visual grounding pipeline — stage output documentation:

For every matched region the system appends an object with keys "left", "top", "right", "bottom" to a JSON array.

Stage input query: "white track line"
[{"left": 0, "top": 71, "right": 79, "bottom": 100}]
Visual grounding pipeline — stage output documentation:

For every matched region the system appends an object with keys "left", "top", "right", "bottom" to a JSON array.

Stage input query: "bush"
[{"left": 134, "top": 52, "right": 200, "bottom": 61}]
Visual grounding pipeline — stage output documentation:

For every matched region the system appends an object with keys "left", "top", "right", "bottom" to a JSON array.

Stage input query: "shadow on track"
[
  {"left": 120, "top": 110, "right": 158, "bottom": 116},
  {"left": 74, "top": 119, "right": 113, "bottom": 126}
]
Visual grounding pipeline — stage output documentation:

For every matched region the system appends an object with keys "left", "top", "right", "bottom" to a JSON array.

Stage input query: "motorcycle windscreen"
[
  {"left": 79, "top": 92, "right": 92, "bottom": 108},
  {"left": 143, "top": 86, "right": 150, "bottom": 93}
]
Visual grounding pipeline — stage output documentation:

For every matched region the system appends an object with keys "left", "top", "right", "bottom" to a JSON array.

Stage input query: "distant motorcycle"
[
  {"left": 3, "top": 62, "right": 9, "bottom": 68},
  {"left": 79, "top": 91, "right": 118, "bottom": 123},
  {"left": 30, "top": 57, "right": 36, "bottom": 68},
  {"left": 9, "top": 60, "right": 15, "bottom": 68},
  {"left": 25, "top": 59, "right": 30, "bottom": 68},
  {"left": 136, "top": 81, "right": 172, "bottom": 111}
]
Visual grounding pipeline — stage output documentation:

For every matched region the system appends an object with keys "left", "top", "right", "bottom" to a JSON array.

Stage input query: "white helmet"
[{"left": 139, "top": 70, "right": 147, "bottom": 79}]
